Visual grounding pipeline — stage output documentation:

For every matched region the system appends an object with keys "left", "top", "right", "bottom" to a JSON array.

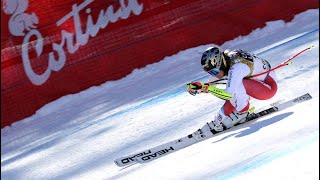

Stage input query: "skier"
[{"left": 187, "top": 46, "right": 278, "bottom": 132}]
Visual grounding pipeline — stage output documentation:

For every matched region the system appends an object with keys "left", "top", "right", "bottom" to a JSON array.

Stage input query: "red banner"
[{"left": 1, "top": 0, "right": 318, "bottom": 128}]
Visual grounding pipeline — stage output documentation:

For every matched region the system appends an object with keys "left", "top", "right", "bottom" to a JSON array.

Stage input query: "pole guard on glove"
[{"left": 187, "top": 82, "right": 208, "bottom": 96}]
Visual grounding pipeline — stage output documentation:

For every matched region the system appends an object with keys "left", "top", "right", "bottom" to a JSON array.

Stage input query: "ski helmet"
[{"left": 200, "top": 47, "right": 227, "bottom": 73}]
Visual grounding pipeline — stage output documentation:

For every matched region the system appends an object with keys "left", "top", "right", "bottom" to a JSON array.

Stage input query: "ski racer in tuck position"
[{"left": 187, "top": 47, "right": 278, "bottom": 132}]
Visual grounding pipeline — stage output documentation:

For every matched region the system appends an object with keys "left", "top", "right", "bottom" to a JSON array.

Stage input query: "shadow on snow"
[{"left": 211, "top": 112, "right": 294, "bottom": 144}]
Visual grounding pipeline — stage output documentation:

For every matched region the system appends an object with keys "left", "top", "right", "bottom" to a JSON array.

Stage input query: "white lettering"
[
  {"left": 9, "top": 0, "right": 143, "bottom": 85},
  {"left": 21, "top": 30, "right": 50, "bottom": 85}
]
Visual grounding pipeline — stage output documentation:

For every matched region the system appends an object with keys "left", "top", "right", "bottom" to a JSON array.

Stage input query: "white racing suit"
[{"left": 210, "top": 49, "right": 278, "bottom": 131}]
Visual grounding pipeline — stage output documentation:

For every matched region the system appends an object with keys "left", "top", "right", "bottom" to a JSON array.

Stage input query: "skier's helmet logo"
[{"left": 201, "top": 47, "right": 222, "bottom": 72}]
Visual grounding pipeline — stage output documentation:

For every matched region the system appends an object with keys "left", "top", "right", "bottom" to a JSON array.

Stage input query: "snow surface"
[{"left": 1, "top": 9, "right": 319, "bottom": 180}]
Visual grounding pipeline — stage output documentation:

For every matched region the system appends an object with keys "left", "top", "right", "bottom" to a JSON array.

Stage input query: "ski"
[{"left": 114, "top": 93, "right": 312, "bottom": 167}]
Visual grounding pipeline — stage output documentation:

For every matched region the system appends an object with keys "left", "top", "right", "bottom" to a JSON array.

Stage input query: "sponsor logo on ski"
[
  {"left": 120, "top": 150, "right": 151, "bottom": 164},
  {"left": 293, "top": 93, "right": 312, "bottom": 103},
  {"left": 140, "top": 147, "right": 175, "bottom": 161}
]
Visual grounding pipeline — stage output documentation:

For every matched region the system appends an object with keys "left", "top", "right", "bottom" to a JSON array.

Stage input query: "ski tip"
[
  {"left": 114, "top": 160, "right": 122, "bottom": 167},
  {"left": 305, "top": 93, "right": 312, "bottom": 99},
  {"left": 114, "top": 160, "right": 129, "bottom": 167}
]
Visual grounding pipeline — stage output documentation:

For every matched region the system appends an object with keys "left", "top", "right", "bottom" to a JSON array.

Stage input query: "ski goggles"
[{"left": 206, "top": 68, "right": 220, "bottom": 76}]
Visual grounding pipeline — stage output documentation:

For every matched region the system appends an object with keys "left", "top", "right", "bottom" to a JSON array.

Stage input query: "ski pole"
[
  {"left": 250, "top": 45, "right": 315, "bottom": 78},
  {"left": 208, "top": 78, "right": 228, "bottom": 85}
]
